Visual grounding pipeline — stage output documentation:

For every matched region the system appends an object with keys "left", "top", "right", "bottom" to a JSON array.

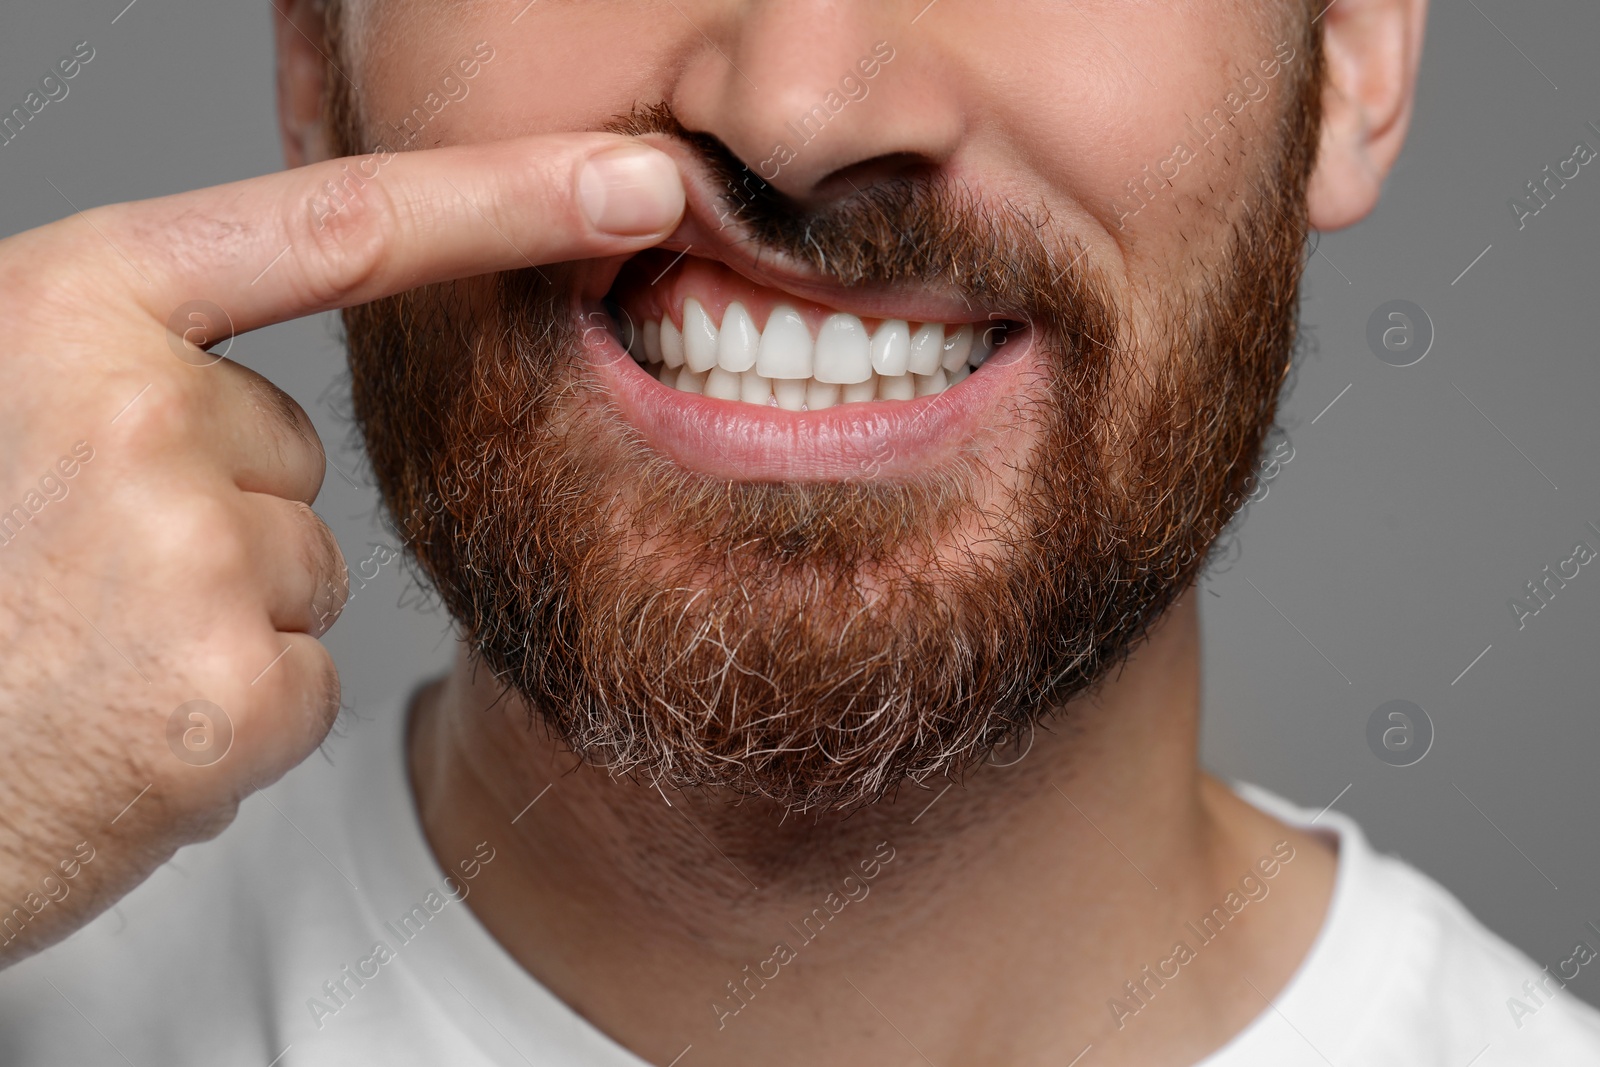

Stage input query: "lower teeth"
[
  {"left": 607, "top": 309, "right": 1008, "bottom": 410},
  {"left": 643, "top": 363, "right": 971, "bottom": 409}
]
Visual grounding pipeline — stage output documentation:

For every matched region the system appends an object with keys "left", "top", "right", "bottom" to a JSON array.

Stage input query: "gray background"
[{"left": 3, "top": 0, "right": 1598, "bottom": 1008}]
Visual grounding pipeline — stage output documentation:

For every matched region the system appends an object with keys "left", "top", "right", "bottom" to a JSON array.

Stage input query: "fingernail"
[{"left": 579, "top": 144, "right": 685, "bottom": 236}]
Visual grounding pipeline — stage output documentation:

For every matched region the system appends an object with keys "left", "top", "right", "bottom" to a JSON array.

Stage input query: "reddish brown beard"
[{"left": 331, "top": 19, "right": 1323, "bottom": 811}]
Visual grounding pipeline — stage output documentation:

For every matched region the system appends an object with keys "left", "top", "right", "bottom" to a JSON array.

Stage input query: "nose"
[{"left": 667, "top": 2, "right": 966, "bottom": 203}]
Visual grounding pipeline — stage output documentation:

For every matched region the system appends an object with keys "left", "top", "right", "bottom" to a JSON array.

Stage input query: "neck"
[{"left": 409, "top": 593, "right": 1334, "bottom": 1066}]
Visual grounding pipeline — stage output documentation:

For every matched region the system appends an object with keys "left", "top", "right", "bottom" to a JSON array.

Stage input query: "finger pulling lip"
[
  {"left": 581, "top": 133, "right": 1027, "bottom": 325},
  {"left": 568, "top": 138, "right": 1042, "bottom": 481},
  {"left": 582, "top": 310, "right": 1040, "bottom": 482}
]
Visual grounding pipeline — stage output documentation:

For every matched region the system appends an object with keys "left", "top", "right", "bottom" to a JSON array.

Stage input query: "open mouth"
[
  {"left": 603, "top": 251, "right": 1016, "bottom": 411},
  {"left": 580, "top": 240, "right": 1037, "bottom": 480}
]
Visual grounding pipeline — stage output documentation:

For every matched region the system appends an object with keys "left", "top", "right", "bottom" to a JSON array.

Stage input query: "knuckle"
[
  {"left": 309, "top": 641, "right": 343, "bottom": 737},
  {"left": 105, "top": 372, "right": 212, "bottom": 464},
  {"left": 288, "top": 167, "right": 397, "bottom": 309},
  {"left": 237, "top": 368, "right": 327, "bottom": 500},
  {"left": 0, "top": 234, "right": 54, "bottom": 311},
  {"left": 197, "top": 628, "right": 294, "bottom": 713},
  {"left": 294, "top": 501, "right": 342, "bottom": 571},
  {"left": 183, "top": 797, "right": 242, "bottom": 843},
  {"left": 252, "top": 374, "right": 318, "bottom": 448},
  {"left": 295, "top": 505, "right": 349, "bottom": 633},
  {"left": 255, "top": 636, "right": 341, "bottom": 748},
  {"left": 236, "top": 630, "right": 292, "bottom": 687},
  {"left": 2, "top": 225, "right": 141, "bottom": 353},
  {"left": 156, "top": 495, "right": 249, "bottom": 579},
  {"left": 14, "top": 210, "right": 125, "bottom": 295},
  {"left": 523, "top": 151, "right": 584, "bottom": 231}
]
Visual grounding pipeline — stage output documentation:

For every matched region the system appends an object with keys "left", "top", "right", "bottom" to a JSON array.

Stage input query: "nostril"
[{"left": 814, "top": 153, "right": 941, "bottom": 204}]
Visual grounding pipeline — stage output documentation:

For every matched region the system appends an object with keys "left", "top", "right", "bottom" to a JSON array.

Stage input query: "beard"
[{"left": 327, "top": 15, "right": 1323, "bottom": 811}]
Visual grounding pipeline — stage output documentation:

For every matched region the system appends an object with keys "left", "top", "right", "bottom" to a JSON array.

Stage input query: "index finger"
[{"left": 100, "top": 133, "right": 686, "bottom": 336}]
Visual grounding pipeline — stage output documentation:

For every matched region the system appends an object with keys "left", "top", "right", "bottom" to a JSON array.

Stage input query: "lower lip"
[{"left": 579, "top": 309, "right": 1043, "bottom": 482}]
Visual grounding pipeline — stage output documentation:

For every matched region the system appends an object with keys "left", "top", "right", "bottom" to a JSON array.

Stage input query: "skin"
[
  {"left": 299, "top": 1, "right": 1423, "bottom": 1063},
  {"left": 0, "top": 0, "right": 1425, "bottom": 1065},
  {"left": 0, "top": 131, "right": 688, "bottom": 959},
  {"left": 411, "top": 600, "right": 1340, "bottom": 1065}
]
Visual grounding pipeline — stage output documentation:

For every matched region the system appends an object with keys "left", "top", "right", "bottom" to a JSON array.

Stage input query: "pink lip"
[{"left": 580, "top": 309, "right": 1041, "bottom": 482}]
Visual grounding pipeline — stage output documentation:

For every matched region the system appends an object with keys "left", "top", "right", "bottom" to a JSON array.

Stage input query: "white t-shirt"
[{"left": 2, "top": 689, "right": 1598, "bottom": 1066}]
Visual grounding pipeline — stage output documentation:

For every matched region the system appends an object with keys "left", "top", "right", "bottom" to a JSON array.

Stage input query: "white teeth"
[
  {"left": 773, "top": 378, "right": 807, "bottom": 411},
  {"left": 914, "top": 368, "right": 948, "bottom": 397},
  {"left": 660, "top": 318, "right": 685, "bottom": 368},
  {"left": 876, "top": 375, "right": 915, "bottom": 399},
  {"left": 717, "top": 301, "right": 759, "bottom": 372},
  {"left": 676, "top": 367, "right": 707, "bottom": 395},
  {"left": 842, "top": 377, "right": 878, "bottom": 404},
  {"left": 642, "top": 319, "right": 663, "bottom": 364},
  {"left": 878, "top": 373, "right": 915, "bottom": 401},
  {"left": 704, "top": 366, "right": 741, "bottom": 401},
  {"left": 871, "top": 319, "right": 911, "bottom": 376},
  {"left": 683, "top": 298, "right": 719, "bottom": 373},
  {"left": 635, "top": 306, "right": 990, "bottom": 406},
  {"left": 805, "top": 380, "right": 842, "bottom": 411},
  {"left": 740, "top": 370, "right": 774, "bottom": 405},
  {"left": 940, "top": 324, "right": 973, "bottom": 372},
  {"left": 814, "top": 313, "right": 872, "bottom": 384},
  {"left": 756, "top": 305, "right": 813, "bottom": 379},
  {"left": 908, "top": 322, "right": 945, "bottom": 376}
]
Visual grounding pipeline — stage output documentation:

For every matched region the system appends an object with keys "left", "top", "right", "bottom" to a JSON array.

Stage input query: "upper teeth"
[{"left": 625, "top": 300, "right": 998, "bottom": 409}]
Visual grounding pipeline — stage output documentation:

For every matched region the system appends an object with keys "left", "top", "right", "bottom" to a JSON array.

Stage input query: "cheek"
[
  {"left": 958, "top": 6, "right": 1289, "bottom": 249},
  {"left": 359, "top": 3, "right": 683, "bottom": 145}
]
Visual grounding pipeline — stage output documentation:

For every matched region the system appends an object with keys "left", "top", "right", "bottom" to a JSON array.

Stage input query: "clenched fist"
[{"left": 0, "top": 135, "right": 684, "bottom": 964}]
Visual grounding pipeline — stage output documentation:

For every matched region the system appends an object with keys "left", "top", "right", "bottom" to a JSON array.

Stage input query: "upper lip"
[{"left": 624, "top": 132, "right": 1017, "bottom": 325}]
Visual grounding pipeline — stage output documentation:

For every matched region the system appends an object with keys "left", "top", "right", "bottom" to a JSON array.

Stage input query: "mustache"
[{"left": 603, "top": 103, "right": 1114, "bottom": 348}]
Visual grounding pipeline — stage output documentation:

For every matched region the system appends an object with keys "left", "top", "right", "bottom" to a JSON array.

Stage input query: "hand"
[{"left": 0, "top": 135, "right": 684, "bottom": 965}]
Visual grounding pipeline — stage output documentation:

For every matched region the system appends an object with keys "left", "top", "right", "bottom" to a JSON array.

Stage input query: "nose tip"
[{"left": 668, "top": 14, "right": 963, "bottom": 205}]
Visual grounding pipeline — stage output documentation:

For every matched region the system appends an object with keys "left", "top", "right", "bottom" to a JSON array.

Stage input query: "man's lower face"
[{"left": 338, "top": 31, "right": 1322, "bottom": 811}]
